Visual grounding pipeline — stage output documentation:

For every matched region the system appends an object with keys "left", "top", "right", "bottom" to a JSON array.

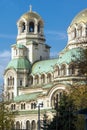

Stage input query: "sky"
[{"left": 0, "top": 0, "right": 87, "bottom": 85}]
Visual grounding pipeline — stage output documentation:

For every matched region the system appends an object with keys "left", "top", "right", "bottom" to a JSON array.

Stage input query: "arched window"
[
  {"left": 11, "top": 104, "right": 16, "bottom": 110},
  {"left": 47, "top": 73, "right": 51, "bottom": 83},
  {"left": 61, "top": 64, "right": 66, "bottom": 76},
  {"left": 16, "top": 121, "right": 20, "bottom": 129},
  {"left": 29, "top": 22, "right": 34, "bottom": 32},
  {"left": 8, "top": 78, "right": 9, "bottom": 86},
  {"left": 21, "top": 103, "right": 25, "bottom": 110},
  {"left": 35, "top": 75, "right": 39, "bottom": 84},
  {"left": 41, "top": 74, "right": 45, "bottom": 84},
  {"left": 8, "top": 76, "right": 14, "bottom": 86},
  {"left": 77, "top": 26, "right": 82, "bottom": 37},
  {"left": 8, "top": 92, "right": 10, "bottom": 100},
  {"left": 26, "top": 120, "right": 30, "bottom": 130},
  {"left": 69, "top": 64, "right": 75, "bottom": 75},
  {"left": 22, "top": 22, "right": 25, "bottom": 32},
  {"left": 31, "top": 120, "right": 36, "bottom": 130},
  {"left": 13, "top": 78, "right": 14, "bottom": 85},
  {"left": 72, "top": 28, "right": 76, "bottom": 39},
  {"left": 11, "top": 121, "right": 15, "bottom": 130},
  {"left": 85, "top": 26, "right": 87, "bottom": 36},
  {"left": 29, "top": 76, "right": 33, "bottom": 85},
  {"left": 38, "top": 22, "right": 41, "bottom": 33},
  {"left": 31, "top": 102, "right": 36, "bottom": 109},
  {"left": 54, "top": 66, "right": 60, "bottom": 78},
  {"left": 20, "top": 80, "right": 22, "bottom": 86},
  {"left": 31, "top": 103, "right": 33, "bottom": 109},
  {"left": 51, "top": 90, "right": 63, "bottom": 108}
]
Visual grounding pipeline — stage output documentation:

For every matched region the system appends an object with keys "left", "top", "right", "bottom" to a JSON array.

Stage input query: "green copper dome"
[
  {"left": 31, "top": 48, "right": 84, "bottom": 74},
  {"left": 6, "top": 58, "right": 31, "bottom": 70},
  {"left": 71, "top": 9, "right": 87, "bottom": 25},
  {"left": 58, "top": 48, "right": 83, "bottom": 65}
]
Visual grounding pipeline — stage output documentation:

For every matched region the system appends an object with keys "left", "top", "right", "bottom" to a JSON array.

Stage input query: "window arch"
[
  {"left": 38, "top": 22, "right": 40, "bottom": 33},
  {"left": 16, "top": 121, "right": 20, "bottom": 129},
  {"left": 41, "top": 74, "right": 45, "bottom": 84},
  {"left": 85, "top": 25, "right": 87, "bottom": 36},
  {"left": 47, "top": 73, "right": 52, "bottom": 83},
  {"left": 54, "top": 66, "right": 60, "bottom": 78},
  {"left": 11, "top": 104, "right": 16, "bottom": 110},
  {"left": 38, "top": 21, "right": 43, "bottom": 33},
  {"left": 31, "top": 102, "right": 36, "bottom": 109},
  {"left": 72, "top": 28, "right": 76, "bottom": 39},
  {"left": 51, "top": 90, "right": 63, "bottom": 108},
  {"left": 8, "top": 92, "right": 10, "bottom": 100},
  {"left": 21, "top": 103, "right": 25, "bottom": 110},
  {"left": 31, "top": 120, "right": 36, "bottom": 130},
  {"left": 7, "top": 76, "right": 14, "bottom": 86},
  {"left": 35, "top": 75, "right": 39, "bottom": 84},
  {"left": 26, "top": 120, "right": 30, "bottom": 130},
  {"left": 29, "top": 76, "right": 33, "bottom": 85},
  {"left": 22, "top": 22, "right": 26, "bottom": 33},
  {"left": 69, "top": 64, "right": 75, "bottom": 75},
  {"left": 77, "top": 25, "right": 82, "bottom": 38},
  {"left": 29, "top": 22, "right": 34, "bottom": 32},
  {"left": 61, "top": 64, "right": 66, "bottom": 76}
]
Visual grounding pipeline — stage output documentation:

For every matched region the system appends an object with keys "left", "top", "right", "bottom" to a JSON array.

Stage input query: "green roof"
[
  {"left": 16, "top": 44, "right": 26, "bottom": 49},
  {"left": 12, "top": 44, "right": 26, "bottom": 49},
  {"left": 14, "top": 92, "right": 41, "bottom": 102},
  {"left": 57, "top": 47, "right": 83, "bottom": 64},
  {"left": 6, "top": 58, "right": 31, "bottom": 70},
  {"left": 32, "top": 59, "right": 58, "bottom": 74},
  {"left": 32, "top": 47, "right": 84, "bottom": 74},
  {"left": 43, "top": 83, "right": 54, "bottom": 89}
]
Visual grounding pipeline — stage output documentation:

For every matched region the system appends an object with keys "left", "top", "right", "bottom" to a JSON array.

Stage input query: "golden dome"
[
  {"left": 20, "top": 11, "right": 42, "bottom": 21},
  {"left": 71, "top": 8, "right": 87, "bottom": 25}
]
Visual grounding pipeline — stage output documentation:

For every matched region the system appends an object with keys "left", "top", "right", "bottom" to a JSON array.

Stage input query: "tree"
[
  {"left": 47, "top": 92, "right": 77, "bottom": 130},
  {"left": 58, "top": 93, "right": 77, "bottom": 130},
  {"left": 41, "top": 112, "right": 49, "bottom": 130},
  {"left": 73, "top": 48, "right": 87, "bottom": 76},
  {"left": 70, "top": 85, "right": 87, "bottom": 130},
  {"left": 0, "top": 91, "right": 15, "bottom": 130}
]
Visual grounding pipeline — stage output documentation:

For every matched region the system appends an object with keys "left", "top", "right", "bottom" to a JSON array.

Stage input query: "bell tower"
[{"left": 16, "top": 6, "right": 50, "bottom": 63}]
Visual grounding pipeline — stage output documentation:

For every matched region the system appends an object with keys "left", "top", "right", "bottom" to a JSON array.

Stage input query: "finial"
[{"left": 30, "top": 5, "right": 32, "bottom": 12}]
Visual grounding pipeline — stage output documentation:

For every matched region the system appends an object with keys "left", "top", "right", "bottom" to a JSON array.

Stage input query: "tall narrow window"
[
  {"left": 20, "top": 80, "right": 22, "bottom": 86},
  {"left": 26, "top": 120, "right": 30, "bottom": 130},
  {"left": 38, "top": 23, "right": 40, "bottom": 33},
  {"left": 29, "top": 22, "right": 34, "bottom": 32},
  {"left": 22, "top": 22, "right": 25, "bottom": 32}
]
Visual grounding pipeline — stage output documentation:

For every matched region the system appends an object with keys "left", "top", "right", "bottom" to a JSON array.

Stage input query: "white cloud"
[
  {"left": 0, "top": 50, "right": 11, "bottom": 84},
  {"left": 45, "top": 30, "right": 67, "bottom": 40},
  {"left": 0, "top": 51, "right": 11, "bottom": 58}
]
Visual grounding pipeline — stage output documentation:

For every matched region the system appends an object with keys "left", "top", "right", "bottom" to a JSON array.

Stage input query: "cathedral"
[{"left": 3, "top": 6, "right": 87, "bottom": 130}]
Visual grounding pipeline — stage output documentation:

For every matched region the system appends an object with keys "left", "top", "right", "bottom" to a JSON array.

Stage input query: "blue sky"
[{"left": 0, "top": 0, "right": 87, "bottom": 85}]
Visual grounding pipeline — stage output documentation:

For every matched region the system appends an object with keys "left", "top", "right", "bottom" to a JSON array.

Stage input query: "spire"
[{"left": 29, "top": 5, "right": 32, "bottom": 12}]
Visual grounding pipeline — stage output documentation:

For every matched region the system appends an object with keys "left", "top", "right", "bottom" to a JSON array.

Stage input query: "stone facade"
[{"left": 4, "top": 7, "right": 87, "bottom": 130}]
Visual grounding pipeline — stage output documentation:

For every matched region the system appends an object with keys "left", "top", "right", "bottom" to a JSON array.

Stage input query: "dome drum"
[
  {"left": 17, "top": 11, "right": 44, "bottom": 36},
  {"left": 67, "top": 9, "right": 87, "bottom": 48}
]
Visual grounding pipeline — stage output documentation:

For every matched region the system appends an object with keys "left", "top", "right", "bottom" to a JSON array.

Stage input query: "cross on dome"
[{"left": 29, "top": 5, "right": 32, "bottom": 12}]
